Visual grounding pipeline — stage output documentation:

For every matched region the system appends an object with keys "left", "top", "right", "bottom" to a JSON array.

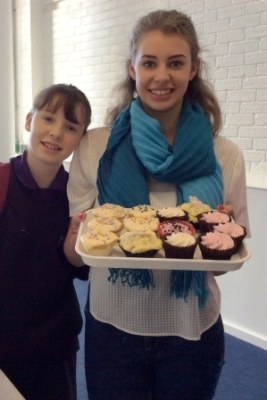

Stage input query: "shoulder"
[
  {"left": 214, "top": 135, "right": 241, "bottom": 154},
  {"left": 81, "top": 126, "right": 109, "bottom": 145},
  {"left": 214, "top": 135, "right": 244, "bottom": 167},
  {"left": 76, "top": 127, "right": 109, "bottom": 160}
]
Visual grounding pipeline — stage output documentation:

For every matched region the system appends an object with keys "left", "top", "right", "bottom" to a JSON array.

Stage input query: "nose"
[
  {"left": 154, "top": 65, "right": 170, "bottom": 82},
  {"left": 49, "top": 123, "right": 64, "bottom": 139}
]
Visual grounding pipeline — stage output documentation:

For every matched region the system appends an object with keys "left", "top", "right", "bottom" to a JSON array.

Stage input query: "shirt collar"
[{"left": 13, "top": 150, "right": 68, "bottom": 191}]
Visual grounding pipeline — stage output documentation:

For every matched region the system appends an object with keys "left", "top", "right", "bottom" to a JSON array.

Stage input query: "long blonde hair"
[{"left": 106, "top": 9, "right": 222, "bottom": 136}]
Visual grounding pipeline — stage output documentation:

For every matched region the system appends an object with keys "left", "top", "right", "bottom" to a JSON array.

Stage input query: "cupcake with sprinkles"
[{"left": 157, "top": 218, "right": 196, "bottom": 240}]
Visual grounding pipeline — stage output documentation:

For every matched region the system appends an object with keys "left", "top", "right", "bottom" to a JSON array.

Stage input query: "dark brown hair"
[{"left": 33, "top": 83, "right": 91, "bottom": 134}]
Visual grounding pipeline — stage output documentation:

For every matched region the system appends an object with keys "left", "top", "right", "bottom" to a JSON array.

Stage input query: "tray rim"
[{"left": 75, "top": 209, "right": 251, "bottom": 271}]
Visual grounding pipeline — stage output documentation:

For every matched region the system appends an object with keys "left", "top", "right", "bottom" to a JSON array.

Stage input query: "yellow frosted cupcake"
[
  {"left": 88, "top": 216, "right": 122, "bottom": 233},
  {"left": 127, "top": 204, "right": 157, "bottom": 218},
  {"left": 180, "top": 196, "right": 211, "bottom": 225},
  {"left": 123, "top": 215, "right": 159, "bottom": 232},
  {"left": 80, "top": 230, "right": 118, "bottom": 256},
  {"left": 92, "top": 203, "right": 126, "bottom": 219},
  {"left": 119, "top": 231, "right": 162, "bottom": 258}
]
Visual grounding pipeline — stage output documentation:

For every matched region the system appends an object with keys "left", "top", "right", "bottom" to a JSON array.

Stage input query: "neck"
[{"left": 26, "top": 152, "right": 61, "bottom": 188}]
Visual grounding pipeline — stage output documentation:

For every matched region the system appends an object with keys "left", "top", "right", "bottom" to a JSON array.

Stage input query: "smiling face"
[
  {"left": 128, "top": 30, "right": 198, "bottom": 123},
  {"left": 25, "top": 95, "right": 86, "bottom": 170}
]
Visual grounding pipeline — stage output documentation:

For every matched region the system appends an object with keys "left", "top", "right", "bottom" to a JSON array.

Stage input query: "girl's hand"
[
  {"left": 70, "top": 212, "right": 87, "bottom": 235},
  {"left": 64, "top": 212, "right": 87, "bottom": 267},
  {"left": 217, "top": 204, "right": 234, "bottom": 217}
]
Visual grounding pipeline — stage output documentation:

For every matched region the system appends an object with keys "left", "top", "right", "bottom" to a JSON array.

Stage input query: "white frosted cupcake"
[
  {"left": 163, "top": 232, "right": 197, "bottom": 259},
  {"left": 156, "top": 206, "right": 188, "bottom": 222}
]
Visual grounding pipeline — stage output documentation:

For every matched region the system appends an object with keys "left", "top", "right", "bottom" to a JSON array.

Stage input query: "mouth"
[
  {"left": 42, "top": 141, "right": 62, "bottom": 151},
  {"left": 149, "top": 89, "right": 174, "bottom": 96}
]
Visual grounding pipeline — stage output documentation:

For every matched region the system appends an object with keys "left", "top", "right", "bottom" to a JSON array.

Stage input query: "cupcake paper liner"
[{"left": 163, "top": 241, "right": 197, "bottom": 259}]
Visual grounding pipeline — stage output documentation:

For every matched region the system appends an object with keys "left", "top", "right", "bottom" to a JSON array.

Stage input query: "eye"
[
  {"left": 66, "top": 124, "right": 77, "bottom": 132},
  {"left": 143, "top": 60, "right": 156, "bottom": 68},
  {"left": 169, "top": 60, "right": 183, "bottom": 68},
  {"left": 43, "top": 116, "right": 53, "bottom": 122}
]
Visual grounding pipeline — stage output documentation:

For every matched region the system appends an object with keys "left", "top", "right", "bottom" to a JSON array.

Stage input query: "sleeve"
[
  {"left": 67, "top": 128, "right": 109, "bottom": 216},
  {"left": 215, "top": 136, "right": 251, "bottom": 236}
]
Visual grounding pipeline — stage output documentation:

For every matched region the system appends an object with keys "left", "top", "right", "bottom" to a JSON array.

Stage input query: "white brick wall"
[{"left": 14, "top": 0, "right": 267, "bottom": 188}]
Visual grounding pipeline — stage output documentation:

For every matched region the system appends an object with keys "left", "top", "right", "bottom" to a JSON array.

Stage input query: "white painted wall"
[
  {"left": 0, "top": 0, "right": 15, "bottom": 161},
  {"left": 218, "top": 187, "right": 267, "bottom": 350},
  {"left": 14, "top": 0, "right": 267, "bottom": 188}
]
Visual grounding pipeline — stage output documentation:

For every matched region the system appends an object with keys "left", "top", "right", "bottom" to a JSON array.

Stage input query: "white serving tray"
[{"left": 75, "top": 210, "right": 251, "bottom": 272}]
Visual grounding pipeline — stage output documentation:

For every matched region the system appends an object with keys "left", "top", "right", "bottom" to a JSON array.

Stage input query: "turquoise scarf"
[{"left": 97, "top": 98, "right": 223, "bottom": 307}]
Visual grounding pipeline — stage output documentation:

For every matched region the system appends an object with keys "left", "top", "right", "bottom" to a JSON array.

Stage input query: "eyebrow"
[{"left": 141, "top": 54, "right": 186, "bottom": 59}]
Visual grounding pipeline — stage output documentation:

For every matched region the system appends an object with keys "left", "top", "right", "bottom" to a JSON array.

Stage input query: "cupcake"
[
  {"left": 213, "top": 222, "right": 247, "bottom": 250},
  {"left": 163, "top": 232, "right": 197, "bottom": 259},
  {"left": 198, "top": 211, "right": 231, "bottom": 233},
  {"left": 180, "top": 196, "right": 211, "bottom": 226},
  {"left": 123, "top": 215, "right": 159, "bottom": 232},
  {"left": 156, "top": 206, "right": 188, "bottom": 222},
  {"left": 119, "top": 230, "right": 162, "bottom": 258},
  {"left": 80, "top": 230, "right": 118, "bottom": 256},
  {"left": 198, "top": 231, "right": 236, "bottom": 260},
  {"left": 157, "top": 218, "right": 196, "bottom": 240},
  {"left": 92, "top": 203, "right": 126, "bottom": 219},
  {"left": 88, "top": 216, "right": 122, "bottom": 233},
  {"left": 127, "top": 204, "right": 157, "bottom": 218}
]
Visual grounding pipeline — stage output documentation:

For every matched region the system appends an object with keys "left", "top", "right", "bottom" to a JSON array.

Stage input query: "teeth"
[
  {"left": 150, "top": 89, "right": 172, "bottom": 95},
  {"left": 44, "top": 142, "right": 60, "bottom": 150}
]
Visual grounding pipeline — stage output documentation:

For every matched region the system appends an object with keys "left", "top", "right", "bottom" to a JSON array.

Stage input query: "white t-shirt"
[{"left": 67, "top": 127, "right": 250, "bottom": 340}]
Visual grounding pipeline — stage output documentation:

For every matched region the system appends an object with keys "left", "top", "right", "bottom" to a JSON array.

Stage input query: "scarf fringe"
[
  {"left": 170, "top": 270, "right": 209, "bottom": 308},
  {"left": 108, "top": 268, "right": 155, "bottom": 289}
]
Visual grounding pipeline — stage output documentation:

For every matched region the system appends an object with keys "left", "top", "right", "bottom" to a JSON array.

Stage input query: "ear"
[
  {"left": 25, "top": 112, "right": 33, "bottom": 131},
  {"left": 128, "top": 59, "right": 136, "bottom": 81},
  {"left": 189, "top": 59, "right": 200, "bottom": 81}
]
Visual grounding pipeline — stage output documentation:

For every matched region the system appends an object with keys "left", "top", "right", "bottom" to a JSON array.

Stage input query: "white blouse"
[{"left": 67, "top": 127, "right": 250, "bottom": 340}]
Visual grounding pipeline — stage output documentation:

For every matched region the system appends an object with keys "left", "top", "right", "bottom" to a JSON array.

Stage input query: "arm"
[
  {"left": 64, "top": 213, "right": 86, "bottom": 267},
  {"left": 65, "top": 127, "right": 110, "bottom": 265},
  {"left": 213, "top": 137, "right": 251, "bottom": 276}
]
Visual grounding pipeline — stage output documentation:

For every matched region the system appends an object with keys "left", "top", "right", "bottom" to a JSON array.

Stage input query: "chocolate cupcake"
[
  {"left": 157, "top": 218, "right": 196, "bottom": 240},
  {"left": 198, "top": 231, "right": 236, "bottom": 260},
  {"left": 156, "top": 206, "right": 188, "bottom": 222},
  {"left": 119, "top": 231, "right": 162, "bottom": 258},
  {"left": 213, "top": 222, "right": 247, "bottom": 250},
  {"left": 197, "top": 211, "right": 231, "bottom": 233},
  {"left": 163, "top": 232, "right": 197, "bottom": 259}
]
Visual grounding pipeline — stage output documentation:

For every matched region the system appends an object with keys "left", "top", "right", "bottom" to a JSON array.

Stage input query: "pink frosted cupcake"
[
  {"left": 213, "top": 222, "right": 247, "bottom": 250},
  {"left": 198, "top": 231, "right": 236, "bottom": 260},
  {"left": 197, "top": 211, "right": 231, "bottom": 233},
  {"left": 163, "top": 232, "right": 197, "bottom": 259}
]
